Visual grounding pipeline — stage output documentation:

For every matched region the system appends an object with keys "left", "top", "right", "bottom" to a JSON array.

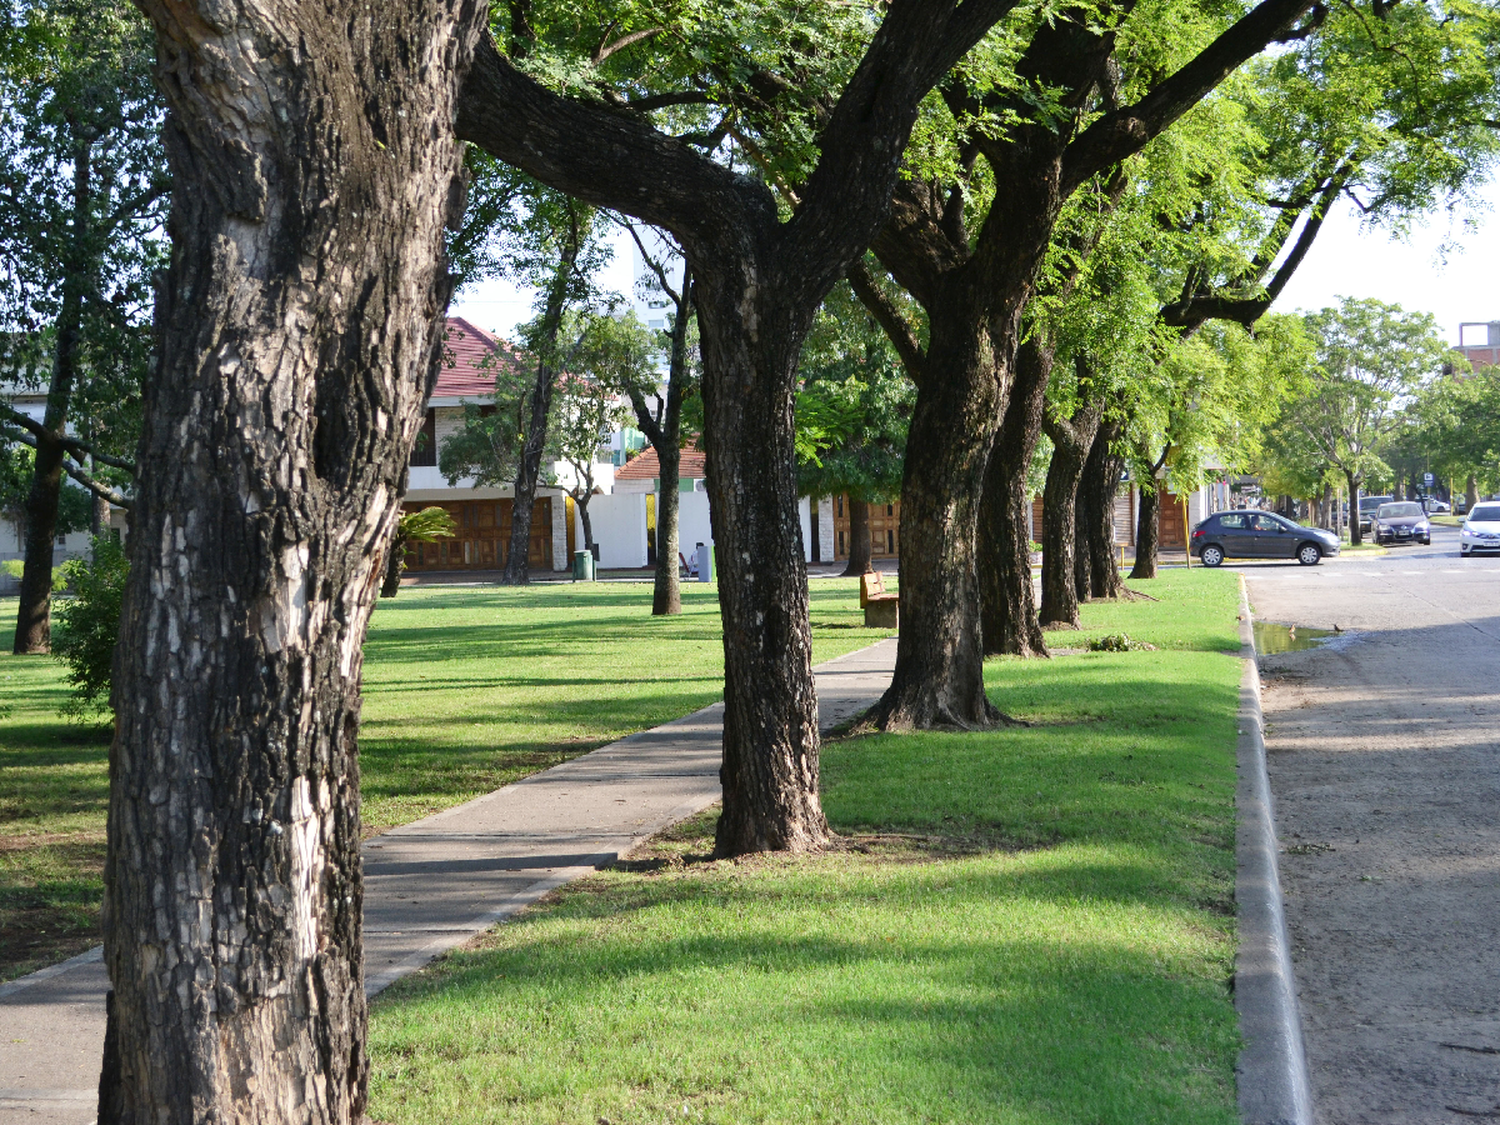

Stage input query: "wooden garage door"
[
  {"left": 403, "top": 498, "right": 552, "bottom": 571},
  {"left": 830, "top": 494, "right": 903, "bottom": 560}
]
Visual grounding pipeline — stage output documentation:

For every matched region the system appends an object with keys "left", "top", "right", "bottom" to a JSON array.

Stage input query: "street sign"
[{"left": 1424, "top": 472, "right": 1435, "bottom": 485}]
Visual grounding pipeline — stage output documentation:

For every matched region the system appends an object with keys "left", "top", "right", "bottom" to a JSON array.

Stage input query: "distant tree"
[
  {"left": 1125, "top": 316, "right": 1309, "bottom": 577},
  {"left": 617, "top": 222, "right": 698, "bottom": 616},
  {"left": 439, "top": 179, "right": 611, "bottom": 582},
  {"left": 554, "top": 311, "right": 650, "bottom": 554},
  {"left": 379, "top": 506, "right": 457, "bottom": 598},
  {"left": 1407, "top": 366, "right": 1500, "bottom": 507},
  {"left": 795, "top": 281, "right": 912, "bottom": 577},
  {"left": 1268, "top": 299, "right": 1452, "bottom": 543},
  {"left": 0, "top": 0, "right": 165, "bottom": 653}
]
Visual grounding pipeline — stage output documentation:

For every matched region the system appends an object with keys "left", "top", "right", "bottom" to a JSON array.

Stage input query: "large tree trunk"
[
  {"left": 99, "top": 1, "right": 481, "bottom": 1121},
  {"left": 867, "top": 301, "right": 1005, "bottom": 729},
  {"left": 840, "top": 497, "right": 873, "bottom": 576},
  {"left": 1039, "top": 396, "right": 1104, "bottom": 629},
  {"left": 1129, "top": 482, "right": 1161, "bottom": 580},
  {"left": 979, "top": 335, "right": 1049, "bottom": 658},
  {"left": 696, "top": 267, "right": 828, "bottom": 855},
  {"left": 1080, "top": 419, "right": 1128, "bottom": 600},
  {"left": 1466, "top": 473, "right": 1479, "bottom": 512},
  {"left": 13, "top": 138, "right": 89, "bottom": 655}
]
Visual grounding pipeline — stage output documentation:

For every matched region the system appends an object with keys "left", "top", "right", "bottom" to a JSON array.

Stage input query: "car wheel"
[
  {"left": 1200, "top": 545, "right": 1224, "bottom": 567},
  {"left": 1297, "top": 543, "right": 1322, "bottom": 566}
]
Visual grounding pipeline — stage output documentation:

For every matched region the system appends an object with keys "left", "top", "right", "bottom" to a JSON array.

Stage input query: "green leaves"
[
  {"left": 51, "top": 536, "right": 129, "bottom": 720},
  {"left": 398, "top": 507, "right": 458, "bottom": 545},
  {"left": 1257, "top": 298, "right": 1453, "bottom": 494},
  {"left": 795, "top": 281, "right": 913, "bottom": 500}
]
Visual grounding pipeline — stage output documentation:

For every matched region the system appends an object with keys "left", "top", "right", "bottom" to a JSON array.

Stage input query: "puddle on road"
[{"left": 1253, "top": 620, "right": 1339, "bottom": 654}]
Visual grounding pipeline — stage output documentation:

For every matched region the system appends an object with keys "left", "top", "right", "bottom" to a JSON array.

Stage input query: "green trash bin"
[{"left": 573, "top": 550, "right": 594, "bottom": 581}]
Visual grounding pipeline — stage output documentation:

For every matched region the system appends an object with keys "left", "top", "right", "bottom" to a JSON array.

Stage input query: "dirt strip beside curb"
[{"left": 1234, "top": 575, "right": 1313, "bottom": 1125}]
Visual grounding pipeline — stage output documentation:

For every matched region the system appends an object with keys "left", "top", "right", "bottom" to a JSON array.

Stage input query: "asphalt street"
[{"left": 1239, "top": 522, "right": 1500, "bottom": 1124}]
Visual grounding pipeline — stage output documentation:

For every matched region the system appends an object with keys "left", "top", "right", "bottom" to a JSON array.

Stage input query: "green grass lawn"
[
  {"left": 0, "top": 578, "right": 891, "bottom": 980},
  {"left": 368, "top": 568, "right": 1244, "bottom": 1125}
]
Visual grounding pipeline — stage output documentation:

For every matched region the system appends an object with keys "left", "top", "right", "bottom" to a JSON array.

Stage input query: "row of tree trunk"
[{"left": 93, "top": 0, "right": 1306, "bottom": 1114}]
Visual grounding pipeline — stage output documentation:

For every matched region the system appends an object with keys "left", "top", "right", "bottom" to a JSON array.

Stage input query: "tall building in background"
[{"left": 1456, "top": 322, "right": 1500, "bottom": 370}]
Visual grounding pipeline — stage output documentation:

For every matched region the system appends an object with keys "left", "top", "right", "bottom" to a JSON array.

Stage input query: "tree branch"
[
  {"left": 0, "top": 402, "right": 138, "bottom": 473},
  {"left": 456, "top": 32, "right": 760, "bottom": 245},
  {"left": 1062, "top": 0, "right": 1316, "bottom": 194},
  {"left": 846, "top": 258, "right": 926, "bottom": 384},
  {"left": 594, "top": 26, "right": 663, "bottom": 66},
  {"left": 0, "top": 423, "right": 134, "bottom": 508},
  {"left": 626, "top": 90, "right": 713, "bottom": 112}
]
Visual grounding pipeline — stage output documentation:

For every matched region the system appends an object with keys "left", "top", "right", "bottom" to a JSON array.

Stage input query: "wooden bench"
[{"left": 859, "top": 571, "right": 899, "bottom": 630}]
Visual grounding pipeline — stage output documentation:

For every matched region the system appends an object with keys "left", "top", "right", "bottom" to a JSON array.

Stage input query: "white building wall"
[
  {"left": 1, "top": 525, "right": 94, "bottom": 593},
  {"left": 581, "top": 493, "right": 648, "bottom": 568},
  {"left": 677, "top": 489, "right": 714, "bottom": 561},
  {"left": 818, "top": 497, "right": 835, "bottom": 562}
]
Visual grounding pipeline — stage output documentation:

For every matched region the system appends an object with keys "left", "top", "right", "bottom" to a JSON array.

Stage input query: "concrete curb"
[{"left": 1235, "top": 575, "right": 1314, "bottom": 1125}]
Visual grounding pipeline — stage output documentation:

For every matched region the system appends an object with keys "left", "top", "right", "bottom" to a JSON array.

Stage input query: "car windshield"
[
  {"left": 1359, "top": 497, "right": 1391, "bottom": 512},
  {"left": 1469, "top": 505, "right": 1500, "bottom": 523},
  {"left": 1377, "top": 503, "right": 1422, "bottom": 519}
]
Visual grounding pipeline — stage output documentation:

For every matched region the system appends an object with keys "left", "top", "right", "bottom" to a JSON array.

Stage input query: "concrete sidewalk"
[{"left": 0, "top": 638, "right": 897, "bottom": 1125}]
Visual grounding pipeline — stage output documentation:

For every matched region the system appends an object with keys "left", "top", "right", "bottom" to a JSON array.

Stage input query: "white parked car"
[{"left": 1459, "top": 502, "right": 1500, "bottom": 557}]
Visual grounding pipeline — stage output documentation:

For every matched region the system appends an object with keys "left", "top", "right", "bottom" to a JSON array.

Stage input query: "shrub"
[
  {"left": 1, "top": 558, "right": 70, "bottom": 593},
  {"left": 51, "top": 537, "right": 129, "bottom": 719}
]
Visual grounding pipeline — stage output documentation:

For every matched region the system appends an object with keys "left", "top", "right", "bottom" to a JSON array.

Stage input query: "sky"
[{"left": 450, "top": 176, "right": 1500, "bottom": 348}]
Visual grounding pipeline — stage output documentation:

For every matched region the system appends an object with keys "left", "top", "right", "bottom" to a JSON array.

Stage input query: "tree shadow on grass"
[{"left": 371, "top": 849, "right": 1237, "bottom": 1125}]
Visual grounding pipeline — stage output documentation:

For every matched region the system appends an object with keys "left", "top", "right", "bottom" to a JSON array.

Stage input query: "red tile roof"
[
  {"left": 616, "top": 444, "right": 707, "bottom": 481},
  {"left": 434, "top": 317, "right": 526, "bottom": 397}
]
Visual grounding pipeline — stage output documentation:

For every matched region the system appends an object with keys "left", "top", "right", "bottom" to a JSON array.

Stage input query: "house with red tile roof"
[{"left": 401, "top": 318, "right": 651, "bottom": 573}]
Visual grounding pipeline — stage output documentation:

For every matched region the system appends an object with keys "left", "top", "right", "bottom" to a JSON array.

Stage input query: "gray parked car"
[
  {"left": 1372, "top": 501, "right": 1431, "bottom": 546},
  {"left": 1358, "top": 494, "right": 1394, "bottom": 536},
  {"left": 1191, "top": 510, "right": 1342, "bottom": 567}
]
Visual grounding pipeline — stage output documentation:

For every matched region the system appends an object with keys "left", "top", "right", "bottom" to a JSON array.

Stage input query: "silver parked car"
[{"left": 1459, "top": 502, "right": 1500, "bottom": 556}]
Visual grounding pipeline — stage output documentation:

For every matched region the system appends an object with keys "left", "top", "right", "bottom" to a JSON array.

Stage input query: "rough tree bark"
[
  {"left": 457, "top": 2, "right": 1020, "bottom": 850},
  {"left": 840, "top": 497, "right": 873, "bottom": 576},
  {"left": 863, "top": 285, "right": 1009, "bottom": 728},
  {"left": 1039, "top": 392, "right": 1104, "bottom": 629},
  {"left": 1079, "top": 418, "right": 1130, "bottom": 599},
  {"left": 978, "top": 335, "right": 1051, "bottom": 657},
  {"left": 1467, "top": 474, "right": 1479, "bottom": 512},
  {"left": 1129, "top": 440, "right": 1171, "bottom": 579},
  {"left": 1073, "top": 482, "right": 1093, "bottom": 603},
  {"left": 98, "top": 1, "right": 482, "bottom": 1121},
  {"left": 1130, "top": 482, "right": 1163, "bottom": 579},
  {"left": 13, "top": 139, "right": 89, "bottom": 655}
]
